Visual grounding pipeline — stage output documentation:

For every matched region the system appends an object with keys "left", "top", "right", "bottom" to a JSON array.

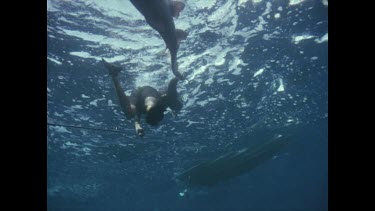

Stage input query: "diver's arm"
[
  {"left": 165, "top": 77, "right": 183, "bottom": 117},
  {"left": 166, "top": 77, "right": 179, "bottom": 97},
  {"left": 132, "top": 88, "right": 145, "bottom": 137},
  {"left": 134, "top": 114, "right": 144, "bottom": 137}
]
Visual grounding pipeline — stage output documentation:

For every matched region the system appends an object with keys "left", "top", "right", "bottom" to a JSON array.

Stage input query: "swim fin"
[{"left": 102, "top": 58, "right": 122, "bottom": 78}]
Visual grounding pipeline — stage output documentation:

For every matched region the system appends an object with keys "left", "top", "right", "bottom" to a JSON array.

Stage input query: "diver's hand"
[
  {"left": 171, "top": 110, "right": 178, "bottom": 118},
  {"left": 135, "top": 122, "right": 144, "bottom": 137},
  {"left": 175, "top": 71, "right": 185, "bottom": 80},
  {"left": 136, "top": 127, "right": 144, "bottom": 137}
]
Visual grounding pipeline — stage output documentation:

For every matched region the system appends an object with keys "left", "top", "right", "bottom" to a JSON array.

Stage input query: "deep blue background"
[{"left": 47, "top": 0, "right": 327, "bottom": 210}]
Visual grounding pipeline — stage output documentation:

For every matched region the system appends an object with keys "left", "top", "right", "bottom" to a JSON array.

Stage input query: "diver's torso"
[{"left": 130, "top": 86, "right": 162, "bottom": 114}]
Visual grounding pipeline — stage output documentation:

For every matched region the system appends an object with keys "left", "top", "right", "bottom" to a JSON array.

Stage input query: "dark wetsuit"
[
  {"left": 127, "top": 77, "right": 182, "bottom": 115},
  {"left": 161, "top": 77, "right": 182, "bottom": 113},
  {"left": 103, "top": 58, "right": 182, "bottom": 136},
  {"left": 131, "top": 86, "right": 165, "bottom": 115}
]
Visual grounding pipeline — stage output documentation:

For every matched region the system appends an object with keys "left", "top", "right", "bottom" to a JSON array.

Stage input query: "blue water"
[{"left": 47, "top": 0, "right": 328, "bottom": 210}]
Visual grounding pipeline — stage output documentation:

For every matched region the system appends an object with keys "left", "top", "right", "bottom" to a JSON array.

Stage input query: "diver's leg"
[
  {"left": 102, "top": 58, "right": 135, "bottom": 119},
  {"left": 111, "top": 76, "right": 134, "bottom": 119}
]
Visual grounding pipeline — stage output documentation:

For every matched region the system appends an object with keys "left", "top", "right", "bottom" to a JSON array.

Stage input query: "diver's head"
[
  {"left": 145, "top": 97, "right": 158, "bottom": 112},
  {"left": 145, "top": 97, "right": 164, "bottom": 126}
]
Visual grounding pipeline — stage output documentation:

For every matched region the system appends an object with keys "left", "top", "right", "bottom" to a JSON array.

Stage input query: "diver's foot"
[
  {"left": 108, "top": 70, "right": 120, "bottom": 79},
  {"left": 102, "top": 58, "right": 122, "bottom": 78},
  {"left": 175, "top": 71, "right": 185, "bottom": 80},
  {"left": 110, "top": 74, "right": 118, "bottom": 80},
  {"left": 171, "top": 110, "right": 178, "bottom": 118}
]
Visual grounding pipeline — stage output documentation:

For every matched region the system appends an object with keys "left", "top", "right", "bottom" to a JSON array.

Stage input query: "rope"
[{"left": 47, "top": 122, "right": 129, "bottom": 134}]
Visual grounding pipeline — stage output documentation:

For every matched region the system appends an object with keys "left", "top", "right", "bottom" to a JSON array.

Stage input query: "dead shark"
[{"left": 129, "top": 0, "right": 188, "bottom": 80}]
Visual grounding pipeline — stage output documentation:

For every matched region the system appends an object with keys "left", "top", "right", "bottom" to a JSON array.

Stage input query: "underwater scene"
[{"left": 47, "top": 0, "right": 328, "bottom": 210}]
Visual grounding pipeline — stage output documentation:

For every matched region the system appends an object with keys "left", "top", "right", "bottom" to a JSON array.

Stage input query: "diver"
[{"left": 102, "top": 58, "right": 183, "bottom": 137}]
